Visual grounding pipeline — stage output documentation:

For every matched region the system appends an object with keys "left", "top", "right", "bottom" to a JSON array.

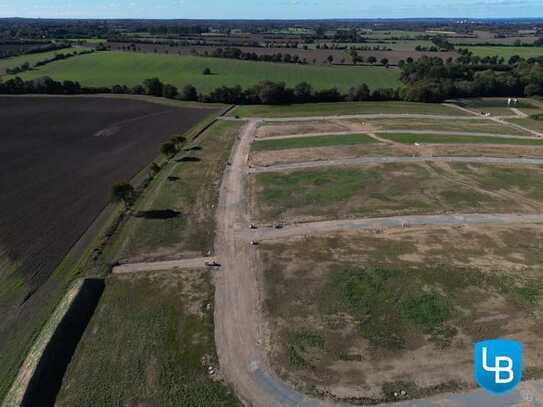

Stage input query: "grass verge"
[
  {"left": 233, "top": 101, "right": 467, "bottom": 118},
  {"left": 378, "top": 133, "right": 543, "bottom": 145}
]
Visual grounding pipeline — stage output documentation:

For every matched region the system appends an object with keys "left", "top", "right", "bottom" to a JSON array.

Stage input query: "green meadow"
[{"left": 12, "top": 51, "right": 402, "bottom": 93}]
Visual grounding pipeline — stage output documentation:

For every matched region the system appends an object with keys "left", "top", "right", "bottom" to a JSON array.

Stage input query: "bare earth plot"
[
  {"left": 259, "top": 225, "right": 543, "bottom": 403},
  {"left": 250, "top": 162, "right": 543, "bottom": 224},
  {"left": 0, "top": 95, "right": 218, "bottom": 401}
]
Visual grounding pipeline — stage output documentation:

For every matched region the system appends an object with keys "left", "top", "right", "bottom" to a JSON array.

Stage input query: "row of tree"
[
  {"left": 399, "top": 55, "right": 543, "bottom": 101},
  {"left": 6, "top": 50, "right": 95, "bottom": 75},
  {"left": 1, "top": 54, "right": 542, "bottom": 103}
]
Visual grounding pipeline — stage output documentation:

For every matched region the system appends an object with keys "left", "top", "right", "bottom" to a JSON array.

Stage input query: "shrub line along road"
[{"left": 249, "top": 155, "right": 543, "bottom": 174}]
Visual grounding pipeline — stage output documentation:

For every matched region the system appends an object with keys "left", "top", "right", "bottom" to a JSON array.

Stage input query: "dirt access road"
[
  {"left": 213, "top": 119, "right": 543, "bottom": 407},
  {"left": 245, "top": 213, "right": 543, "bottom": 241},
  {"left": 249, "top": 155, "right": 543, "bottom": 174}
]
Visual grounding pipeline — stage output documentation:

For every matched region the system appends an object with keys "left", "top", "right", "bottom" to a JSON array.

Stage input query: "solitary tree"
[
  {"left": 380, "top": 58, "right": 389, "bottom": 67},
  {"left": 171, "top": 135, "right": 187, "bottom": 146},
  {"left": 142, "top": 77, "right": 164, "bottom": 96},
  {"left": 160, "top": 141, "right": 178, "bottom": 158},
  {"left": 180, "top": 84, "right": 198, "bottom": 101},
  {"left": 150, "top": 162, "right": 161, "bottom": 175},
  {"left": 162, "top": 84, "right": 178, "bottom": 99},
  {"left": 111, "top": 182, "right": 135, "bottom": 207},
  {"left": 202, "top": 67, "right": 212, "bottom": 75},
  {"left": 367, "top": 56, "right": 377, "bottom": 64}
]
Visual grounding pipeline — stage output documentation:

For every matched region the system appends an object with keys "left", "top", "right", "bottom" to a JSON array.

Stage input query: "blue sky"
[{"left": 1, "top": 0, "right": 541, "bottom": 19}]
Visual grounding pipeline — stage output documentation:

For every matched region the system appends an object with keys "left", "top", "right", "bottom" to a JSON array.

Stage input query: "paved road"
[
  {"left": 249, "top": 155, "right": 543, "bottom": 174},
  {"left": 111, "top": 257, "right": 212, "bottom": 274},
  {"left": 245, "top": 213, "right": 543, "bottom": 241}
]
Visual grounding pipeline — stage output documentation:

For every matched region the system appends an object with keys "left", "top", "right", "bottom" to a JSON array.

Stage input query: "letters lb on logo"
[{"left": 474, "top": 339, "right": 523, "bottom": 395}]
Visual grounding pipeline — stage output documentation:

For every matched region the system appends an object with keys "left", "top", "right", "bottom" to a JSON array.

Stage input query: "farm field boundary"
[{"left": 2, "top": 278, "right": 104, "bottom": 407}]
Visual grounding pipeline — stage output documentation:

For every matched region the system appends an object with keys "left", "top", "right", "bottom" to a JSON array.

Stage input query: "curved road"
[
  {"left": 249, "top": 155, "right": 543, "bottom": 174},
  {"left": 213, "top": 119, "right": 543, "bottom": 407}
]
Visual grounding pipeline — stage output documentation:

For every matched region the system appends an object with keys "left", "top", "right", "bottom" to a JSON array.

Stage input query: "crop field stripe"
[
  {"left": 466, "top": 46, "right": 543, "bottom": 59},
  {"left": 378, "top": 133, "right": 543, "bottom": 145},
  {"left": 252, "top": 133, "right": 378, "bottom": 151}
]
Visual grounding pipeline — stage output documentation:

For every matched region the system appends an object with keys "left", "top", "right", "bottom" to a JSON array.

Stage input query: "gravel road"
[{"left": 249, "top": 155, "right": 543, "bottom": 174}]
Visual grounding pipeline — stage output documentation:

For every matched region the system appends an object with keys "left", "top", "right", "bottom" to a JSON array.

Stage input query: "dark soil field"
[{"left": 0, "top": 95, "right": 218, "bottom": 400}]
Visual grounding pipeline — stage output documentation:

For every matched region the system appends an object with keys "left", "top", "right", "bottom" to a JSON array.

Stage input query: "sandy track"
[
  {"left": 213, "top": 119, "right": 543, "bottom": 407},
  {"left": 213, "top": 120, "right": 330, "bottom": 406},
  {"left": 111, "top": 257, "right": 212, "bottom": 274},
  {"left": 249, "top": 155, "right": 543, "bottom": 174},
  {"left": 244, "top": 213, "right": 543, "bottom": 241}
]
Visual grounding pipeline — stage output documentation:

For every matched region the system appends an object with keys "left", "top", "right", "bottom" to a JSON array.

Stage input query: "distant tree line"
[
  {"left": 399, "top": 55, "right": 543, "bottom": 102},
  {"left": 0, "top": 41, "right": 70, "bottom": 59},
  {"left": 1, "top": 53, "right": 542, "bottom": 104},
  {"left": 6, "top": 49, "right": 95, "bottom": 75}
]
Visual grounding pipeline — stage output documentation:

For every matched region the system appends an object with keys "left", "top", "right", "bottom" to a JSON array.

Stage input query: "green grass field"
[
  {"left": 110, "top": 120, "right": 241, "bottom": 263},
  {"left": 55, "top": 271, "right": 239, "bottom": 407},
  {"left": 233, "top": 101, "right": 466, "bottom": 118},
  {"left": 13, "top": 51, "right": 402, "bottom": 93},
  {"left": 0, "top": 47, "right": 80, "bottom": 74},
  {"left": 379, "top": 133, "right": 543, "bottom": 145},
  {"left": 252, "top": 163, "right": 543, "bottom": 222},
  {"left": 252, "top": 133, "right": 378, "bottom": 151},
  {"left": 367, "top": 117, "right": 531, "bottom": 136},
  {"left": 466, "top": 46, "right": 543, "bottom": 59},
  {"left": 509, "top": 118, "right": 543, "bottom": 134},
  {"left": 455, "top": 98, "right": 543, "bottom": 116}
]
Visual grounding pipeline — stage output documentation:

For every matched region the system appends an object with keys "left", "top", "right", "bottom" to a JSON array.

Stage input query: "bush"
[
  {"left": 162, "top": 84, "right": 178, "bottom": 99},
  {"left": 160, "top": 142, "right": 177, "bottom": 158},
  {"left": 111, "top": 182, "right": 135, "bottom": 207},
  {"left": 180, "top": 84, "right": 198, "bottom": 101}
]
